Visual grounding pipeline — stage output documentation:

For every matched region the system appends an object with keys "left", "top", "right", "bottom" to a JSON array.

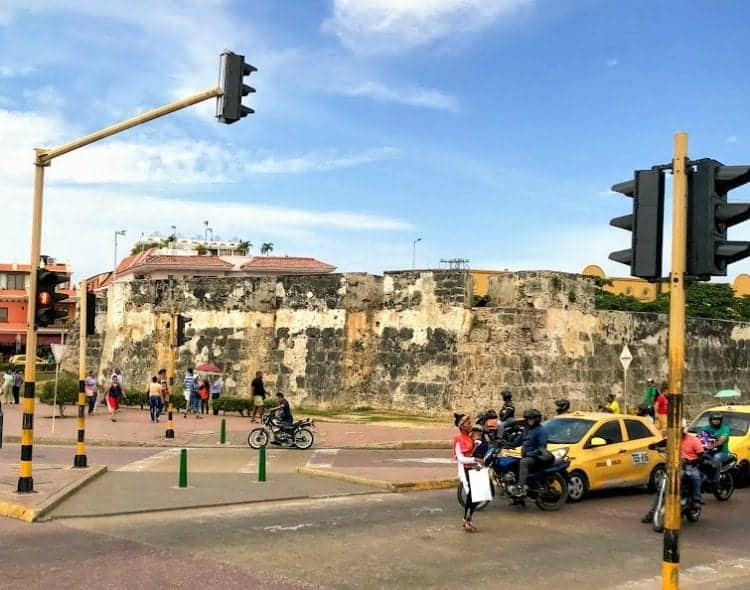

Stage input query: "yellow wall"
[{"left": 470, "top": 270, "right": 507, "bottom": 297}]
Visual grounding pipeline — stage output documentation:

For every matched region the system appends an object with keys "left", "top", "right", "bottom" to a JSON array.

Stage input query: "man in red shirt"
[
  {"left": 654, "top": 383, "right": 669, "bottom": 435},
  {"left": 641, "top": 420, "right": 704, "bottom": 522}
]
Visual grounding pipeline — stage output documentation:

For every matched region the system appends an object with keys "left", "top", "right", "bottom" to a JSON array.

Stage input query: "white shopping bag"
[{"left": 467, "top": 468, "right": 493, "bottom": 503}]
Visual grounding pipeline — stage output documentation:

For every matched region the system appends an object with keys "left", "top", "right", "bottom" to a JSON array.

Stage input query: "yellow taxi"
[
  {"left": 542, "top": 411, "right": 665, "bottom": 502},
  {"left": 689, "top": 405, "right": 750, "bottom": 486}
]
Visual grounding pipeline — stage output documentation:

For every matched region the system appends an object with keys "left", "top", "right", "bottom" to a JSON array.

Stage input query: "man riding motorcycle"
[
  {"left": 554, "top": 399, "right": 571, "bottom": 415},
  {"left": 268, "top": 392, "right": 294, "bottom": 445},
  {"left": 701, "top": 413, "right": 730, "bottom": 486},
  {"left": 509, "top": 408, "right": 550, "bottom": 498},
  {"left": 641, "top": 419, "right": 703, "bottom": 523},
  {"left": 495, "top": 390, "right": 516, "bottom": 442}
]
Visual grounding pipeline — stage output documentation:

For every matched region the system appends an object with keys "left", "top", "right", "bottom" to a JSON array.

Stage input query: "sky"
[{"left": 2, "top": 0, "right": 750, "bottom": 282}]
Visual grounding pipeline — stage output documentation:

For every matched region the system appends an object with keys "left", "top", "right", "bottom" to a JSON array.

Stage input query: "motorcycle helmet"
[
  {"left": 709, "top": 412, "right": 723, "bottom": 425},
  {"left": 554, "top": 399, "right": 570, "bottom": 414},
  {"left": 501, "top": 389, "right": 513, "bottom": 402},
  {"left": 523, "top": 408, "right": 542, "bottom": 422}
]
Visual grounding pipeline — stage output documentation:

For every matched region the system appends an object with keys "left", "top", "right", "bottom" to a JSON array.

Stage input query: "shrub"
[
  {"left": 122, "top": 389, "right": 148, "bottom": 409},
  {"left": 39, "top": 373, "right": 79, "bottom": 416},
  {"left": 212, "top": 396, "right": 254, "bottom": 415}
]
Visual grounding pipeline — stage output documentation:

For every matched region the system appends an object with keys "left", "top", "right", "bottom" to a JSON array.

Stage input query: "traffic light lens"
[{"left": 38, "top": 291, "right": 52, "bottom": 306}]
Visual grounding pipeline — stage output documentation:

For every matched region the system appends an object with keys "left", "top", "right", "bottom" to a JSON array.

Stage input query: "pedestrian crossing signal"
[{"left": 35, "top": 269, "right": 69, "bottom": 328}]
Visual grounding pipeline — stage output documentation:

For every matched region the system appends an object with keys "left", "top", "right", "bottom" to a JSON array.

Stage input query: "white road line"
[
  {"left": 116, "top": 448, "right": 182, "bottom": 472},
  {"left": 307, "top": 448, "right": 339, "bottom": 469}
]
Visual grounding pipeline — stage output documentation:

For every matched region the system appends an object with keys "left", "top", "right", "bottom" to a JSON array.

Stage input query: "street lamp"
[
  {"left": 113, "top": 229, "right": 126, "bottom": 271},
  {"left": 412, "top": 237, "right": 422, "bottom": 270},
  {"left": 203, "top": 220, "right": 209, "bottom": 241}
]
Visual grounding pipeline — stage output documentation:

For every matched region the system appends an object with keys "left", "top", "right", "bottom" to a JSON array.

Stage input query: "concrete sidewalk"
[{"left": 0, "top": 403, "right": 453, "bottom": 449}]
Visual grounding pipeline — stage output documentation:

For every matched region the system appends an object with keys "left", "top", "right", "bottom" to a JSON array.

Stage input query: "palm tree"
[
  {"left": 261, "top": 242, "right": 274, "bottom": 256},
  {"left": 236, "top": 240, "right": 252, "bottom": 255}
]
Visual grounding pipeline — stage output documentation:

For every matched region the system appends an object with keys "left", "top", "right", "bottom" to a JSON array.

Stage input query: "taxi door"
[
  {"left": 583, "top": 418, "right": 629, "bottom": 489},
  {"left": 619, "top": 418, "right": 660, "bottom": 486}
]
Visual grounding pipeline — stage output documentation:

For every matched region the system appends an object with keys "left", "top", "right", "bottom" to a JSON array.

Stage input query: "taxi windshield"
[
  {"left": 691, "top": 411, "right": 750, "bottom": 437},
  {"left": 544, "top": 418, "right": 595, "bottom": 444}
]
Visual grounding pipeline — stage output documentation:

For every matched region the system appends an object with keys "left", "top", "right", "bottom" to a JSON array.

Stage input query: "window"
[
  {"left": 692, "top": 411, "right": 750, "bottom": 437},
  {"left": 625, "top": 419, "right": 653, "bottom": 440},
  {"left": 590, "top": 420, "right": 623, "bottom": 445},
  {"left": 6, "top": 273, "right": 26, "bottom": 290},
  {"left": 0, "top": 308, "right": 7, "bottom": 322},
  {"left": 544, "top": 418, "right": 595, "bottom": 444}
]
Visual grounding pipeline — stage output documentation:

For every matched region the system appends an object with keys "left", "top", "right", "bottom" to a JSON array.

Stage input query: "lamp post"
[
  {"left": 203, "top": 220, "right": 209, "bottom": 241},
  {"left": 113, "top": 229, "right": 126, "bottom": 271},
  {"left": 412, "top": 237, "right": 422, "bottom": 270}
]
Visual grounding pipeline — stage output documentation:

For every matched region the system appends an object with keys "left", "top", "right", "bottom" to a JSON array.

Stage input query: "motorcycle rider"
[
  {"left": 554, "top": 399, "right": 571, "bottom": 415},
  {"left": 495, "top": 390, "right": 516, "bottom": 442},
  {"left": 641, "top": 419, "right": 704, "bottom": 523},
  {"left": 510, "top": 408, "right": 550, "bottom": 498},
  {"left": 701, "top": 413, "right": 730, "bottom": 486},
  {"left": 269, "top": 392, "right": 294, "bottom": 445}
]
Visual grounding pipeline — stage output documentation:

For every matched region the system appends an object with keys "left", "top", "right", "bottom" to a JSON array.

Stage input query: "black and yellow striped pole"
[
  {"left": 74, "top": 279, "right": 88, "bottom": 468},
  {"left": 662, "top": 132, "right": 688, "bottom": 590},
  {"left": 165, "top": 313, "right": 176, "bottom": 439},
  {"left": 18, "top": 150, "right": 47, "bottom": 493}
]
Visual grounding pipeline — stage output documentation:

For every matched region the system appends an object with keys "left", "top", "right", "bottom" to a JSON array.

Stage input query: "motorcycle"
[
  {"left": 457, "top": 444, "right": 570, "bottom": 511},
  {"left": 651, "top": 453, "right": 735, "bottom": 533},
  {"left": 247, "top": 413, "right": 315, "bottom": 450}
]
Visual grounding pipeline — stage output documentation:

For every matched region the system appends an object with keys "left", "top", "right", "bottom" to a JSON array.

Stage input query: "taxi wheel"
[
  {"left": 567, "top": 471, "right": 588, "bottom": 502},
  {"left": 647, "top": 464, "right": 666, "bottom": 493}
]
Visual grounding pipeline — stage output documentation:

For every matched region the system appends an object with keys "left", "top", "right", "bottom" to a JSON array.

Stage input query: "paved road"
[
  {"left": 7, "top": 486, "right": 748, "bottom": 590},
  {"left": 0, "top": 444, "right": 160, "bottom": 469}
]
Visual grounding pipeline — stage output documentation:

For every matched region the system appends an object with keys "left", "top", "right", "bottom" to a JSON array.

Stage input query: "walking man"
[
  {"left": 12, "top": 369, "right": 23, "bottom": 405},
  {"left": 643, "top": 378, "right": 658, "bottom": 418},
  {"left": 84, "top": 370, "right": 97, "bottom": 415},
  {"left": 250, "top": 371, "right": 266, "bottom": 423},
  {"left": 2, "top": 370, "right": 13, "bottom": 404}
]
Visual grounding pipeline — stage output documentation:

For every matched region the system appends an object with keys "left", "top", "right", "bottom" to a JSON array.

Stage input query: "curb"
[
  {"left": 0, "top": 465, "right": 107, "bottom": 523},
  {"left": 297, "top": 465, "right": 458, "bottom": 492}
]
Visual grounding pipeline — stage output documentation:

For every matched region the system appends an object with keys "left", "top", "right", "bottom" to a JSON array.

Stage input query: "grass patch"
[{"left": 298, "top": 407, "right": 448, "bottom": 424}]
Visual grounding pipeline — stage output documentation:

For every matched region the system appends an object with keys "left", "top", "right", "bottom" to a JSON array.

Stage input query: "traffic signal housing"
[
  {"left": 216, "top": 50, "right": 256, "bottom": 124},
  {"left": 687, "top": 159, "right": 750, "bottom": 279},
  {"left": 85, "top": 292, "right": 96, "bottom": 336},
  {"left": 176, "top": 314, "right": 192, "bottom": 347},
  {"left": 35, "top": 269, "right": 69, "bottom": 328},
  {"left": 609, "top": 169, "right": 665, "bottom": 281}
]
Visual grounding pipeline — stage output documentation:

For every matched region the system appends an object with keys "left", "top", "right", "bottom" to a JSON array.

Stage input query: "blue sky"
[{"left": 2, "top": 0, "right": 750, "bottom": 281}]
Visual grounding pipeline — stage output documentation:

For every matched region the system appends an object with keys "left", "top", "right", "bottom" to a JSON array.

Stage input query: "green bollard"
[
  {"left": 258, "top": 443, "right": 266, "bottom": 482},
  {"left": 179, "top": 448, "right": 188, "bottom": 488},
  {"left": 220, "top": 418, "right": 226, "bottom": 445}
]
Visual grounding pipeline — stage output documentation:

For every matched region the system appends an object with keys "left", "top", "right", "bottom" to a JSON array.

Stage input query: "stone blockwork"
[{"left": 62, "top": 270, "right": 750, "bottom": 417}]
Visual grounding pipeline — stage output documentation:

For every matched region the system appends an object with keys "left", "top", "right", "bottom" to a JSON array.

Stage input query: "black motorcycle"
[{"left": 247, "top": 413, "right": 315, "bottom": 450}]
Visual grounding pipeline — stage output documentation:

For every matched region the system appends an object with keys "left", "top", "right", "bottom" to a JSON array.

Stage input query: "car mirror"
[{"left": 589, "top": 437, "right": 607, "bottom": 447}]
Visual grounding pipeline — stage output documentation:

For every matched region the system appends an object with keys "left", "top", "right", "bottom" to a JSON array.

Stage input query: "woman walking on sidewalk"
[
  {"left": 105, "top": 375, "right": 126, "bottom": 422},
  {"left": 84, "top": 370, "right": 97, "bottom": 415},
  {"left": 453, "top": 412, "right": 483, "bottom": 533},
  {"left": 148, "top": 375, "right": 164, "bottom": 422},
  {"left": 198, "top": 378, "right": 210, "bottom": 415}
]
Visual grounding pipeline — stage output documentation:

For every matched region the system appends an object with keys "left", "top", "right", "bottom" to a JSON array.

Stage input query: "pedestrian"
[
  {"left": 12, "top": 369, "right": 23, "bottom": 405},
  {"left": 198, "top": 378, "right": 210, "bottom": 415},
  {"left": 210, "top": 375, "right": 223, "bottom": 415},
  {"left": 655, "top": 382, "right": 669, "bottom": 435},
  {"left": 250, "top": 370, "right": 266, "bottom": 423},
  {"left": 158, "top": 368, "right": 169, "bottom": 404},
  {"left": 105, "top": 375, "right": 126, "bottom": 422},
  {"left": 148, "top": 375, "right": 163, "bottom": 422},
  {"left": 183, "top": 368, "right": 195, "bottom": 417},
  {"left": 84, "top": 370, "right": 97, "bottom": 415},
  {"left": 2, "top": 370, "right": 13, "bottom": 404},
  {"left": 600, "top": 393, "right": 621, "bottom": 414},
  {"left": 643, "top": 378, "right": 658, "bottom": 418},
  {"left": 453, "top": 412, "right": 483, "bottom": 532}
]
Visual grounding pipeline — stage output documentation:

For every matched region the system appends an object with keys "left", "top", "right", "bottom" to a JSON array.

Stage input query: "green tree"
[
  {"left": 130, "top": 241, "right": 161, "bottom": 255},
  {"left": 260, "top": 242, "right": 274, "bottom": 256},
  {"left": 39, "top": 373, "right": 78, "bottom": 417},
  {"left": 236, "top": 240, "right": 252, "bottom": 254},
  {"left": 194, "top": 244, "right": 208, "bottom": 255}
]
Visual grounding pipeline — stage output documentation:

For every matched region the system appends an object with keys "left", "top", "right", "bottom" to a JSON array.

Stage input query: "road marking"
[
  {"left": 263, "top": 523, "right": 313, "bottom": 532},
  {"left": 307, "top": 449, "right": 339, "bottom": 469},
  {"left": 387, "top": 458, "right": 453, "bottom": 464},
  {"left": 612, "top": 558, "right": 750, "bottom": 589},
  {"left": 116, "top": 448, "right": 182, "bottom": 472}
]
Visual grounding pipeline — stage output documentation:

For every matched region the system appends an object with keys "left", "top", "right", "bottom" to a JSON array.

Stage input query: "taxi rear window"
[
  {"left": 691, "top": 412, "right": 750, "bottom": 436},
  {"left": 544, "top": 418, "right": 595, "bottom": 444}
]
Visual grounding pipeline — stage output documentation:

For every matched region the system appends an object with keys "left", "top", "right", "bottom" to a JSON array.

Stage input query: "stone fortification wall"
[{"left": 63, "top": 269, "right": 750, "bottom": 417}]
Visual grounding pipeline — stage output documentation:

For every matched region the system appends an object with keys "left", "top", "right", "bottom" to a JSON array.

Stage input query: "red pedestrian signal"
[{"left": 34, "top": 269, "right": 69, "bottom": 328}]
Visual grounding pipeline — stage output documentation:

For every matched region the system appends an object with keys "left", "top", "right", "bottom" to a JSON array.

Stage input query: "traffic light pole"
[
  {"left": 662, "top": 131, "right": 688, "bottom": 590},
  {"left": 166, "top": 313, "right": 176, "bottom": 439},
  {"left": 74, "top": 279, "right": 88, "bottom": 468},
  {"left": 18, "top": 86, "right": 224, "bottom": 493}
]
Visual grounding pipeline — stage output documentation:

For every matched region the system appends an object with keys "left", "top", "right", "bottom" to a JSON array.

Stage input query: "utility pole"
[
  {"left": 662, "top": 132, "right": 688, "bottom": 590},
  {"left": 412, "top": 237, "right": 421, "bottom": 269},
  {"left": 74, "top": 279, "right": 88, "bottom": 468}
]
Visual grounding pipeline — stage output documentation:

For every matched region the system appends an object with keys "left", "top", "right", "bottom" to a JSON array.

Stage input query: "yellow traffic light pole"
[
  {"left": 662, "top": 132, "right": 688, "bottom": 589},
  {"left": 18, "top": 86, "right": 223, "bottom": 493},
  {"left": 74, "top": 279, "right": 88, "bottom": 468}
]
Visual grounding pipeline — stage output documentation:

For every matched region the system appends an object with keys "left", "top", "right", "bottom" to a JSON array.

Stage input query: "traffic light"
[
  {"left": 85, "top": 292, "right": 96, "bottom": 336},
  {"left": 176, "top": 314, "right": 192, "bottom": 347},
  {"left": 216, "top": 50, "right": 256, "bottom": 124},
  {"left": 687, "top": 159, "right": 750, "bottom": 279},
  {"left": 608, "top": 169, "right": 665, "bottom": 281},
  {"left": 35, "top": 269, "right": 69, "bottom": 328}
]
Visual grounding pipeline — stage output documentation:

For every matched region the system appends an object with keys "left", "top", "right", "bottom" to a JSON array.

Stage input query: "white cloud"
[
  {"left": 604, "top": 58, "right": 619, "bottom": 67},
  {"left": 324, "top": 0, "right": 533, "bottom": 55},
  {"left": 727, "top": 135, "right": 738, "bottom": 144},
  {"left": 340, "top": 81, "right": 458, "bottom": 111},
  {"left": 245, "top": 147, "right": 400, "bottom": 174},
  {"left": 2, "top": 185, "right": 414, "bottom": 280},
  {"left": 0, "top": 64, "right": 34, "bottom": 77}
]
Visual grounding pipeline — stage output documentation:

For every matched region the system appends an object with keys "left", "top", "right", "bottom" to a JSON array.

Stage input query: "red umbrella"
[{"left": 195, "top": 362, "right": 222, "bottom": 374}]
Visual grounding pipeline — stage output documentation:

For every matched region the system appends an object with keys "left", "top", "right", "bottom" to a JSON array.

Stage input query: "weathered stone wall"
[{"left": 62, "top": 269, "right": 750, "bottom": 417}]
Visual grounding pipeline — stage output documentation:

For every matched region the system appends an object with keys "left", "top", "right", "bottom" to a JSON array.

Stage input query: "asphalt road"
[{"left": 5, "top": 486, "right": 748, "bottom": 590}]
